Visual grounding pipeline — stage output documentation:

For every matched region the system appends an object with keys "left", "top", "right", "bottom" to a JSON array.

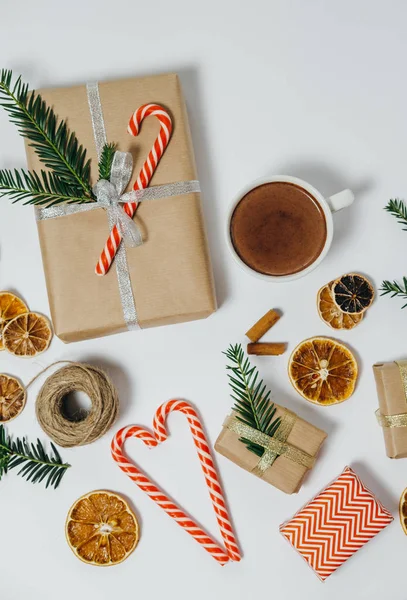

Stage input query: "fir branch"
[
  {"left": 385, "top": 198, "right": 407, "bottom": 231},
  {"left": 382, "top": 199, "right": 407, "bottom": 309},
  {"left": 0, "top": 168, "right": 91, "bottom": 206},
  {"left": 0, "top": 69, "right": 93, "bottom": 199},
  {"left": 223, "top": 344, "right": 281, "bottom": 458},
  {"left": 0, "top": 425, "right": 70, "bottom": 489},
  {"left": 98, "top": 143, "right": 117, "bottom": 181},
  {"left": 380, "top": 278, "right": 407, "bottom": 308}
]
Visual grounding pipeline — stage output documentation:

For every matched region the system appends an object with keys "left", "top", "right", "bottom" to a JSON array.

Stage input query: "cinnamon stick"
[
  {"left": 247, "top": 342, "right": 286, "bottom": 356},
  {"left": 245, "top": 309, "right": 280, "bottom": 342}
]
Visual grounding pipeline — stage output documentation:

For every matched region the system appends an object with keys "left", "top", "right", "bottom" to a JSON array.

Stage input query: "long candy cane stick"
[
  {"left": 154, "top": 400, "right": 241, "bottom": 562},
  {"left": 111, "top": 400, "right": 241, "bottom": 565},
  {"left": 95, "top": 104, "right": 172, "bottom": 276}
]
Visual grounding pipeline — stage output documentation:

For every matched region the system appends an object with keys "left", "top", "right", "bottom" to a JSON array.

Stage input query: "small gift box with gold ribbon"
[
  {"left": 374, "top": 360, "right": 407, "bottom": 458},
  {"left": 215, "top": 345, "right": 327, "bottom": 494}
]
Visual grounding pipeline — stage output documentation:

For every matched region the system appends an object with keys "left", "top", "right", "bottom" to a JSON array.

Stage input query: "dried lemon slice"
[
  {"left": 2, "top": 312, "right": 52, "bottom": 357},
  {"left": 399, "top": 488, "right": 407, "bottom": 535},
  {"left": 317, "top": 281, "right": 363, "bottom": 330},
  {"left": 66, "top": 490, "right": 139, "bottom": 566},
  {"left": 0, "top": 374, "right": 26, "bottom": 422},
  {"left": 288, "top": 336, "right": 358, "bottom": 405},
  {"left": 332, "top": 273, "right": 374, "bottom": 314},
  {"left": 0, "top": 292, "right": 28, "bottom": 351}
]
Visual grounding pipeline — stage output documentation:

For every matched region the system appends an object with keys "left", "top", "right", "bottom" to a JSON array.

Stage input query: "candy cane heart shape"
[
  {"left": 111, "top": 400, "right": 241, "bottom": 565},
  {"left": 95, "top": 104, "right": 173, "bottom": 276}
]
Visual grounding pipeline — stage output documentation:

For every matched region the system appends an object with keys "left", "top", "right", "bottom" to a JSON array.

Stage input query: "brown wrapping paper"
[
  {"left": 373, "top": 361, "right": 407, "bottom": 458},
  {"left": 214, "top": 408, "right": 327, "bottom": 494},
  {"left": 25, "top": 73, "right": 216, "bottom": 342}
]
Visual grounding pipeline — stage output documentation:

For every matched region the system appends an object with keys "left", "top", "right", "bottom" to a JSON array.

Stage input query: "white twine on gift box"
[{"left": 35, "top": 81, "right": 200, "bottom": 331}]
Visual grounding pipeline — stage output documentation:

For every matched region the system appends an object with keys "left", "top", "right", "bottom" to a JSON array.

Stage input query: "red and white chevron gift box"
[{"left": 280, "top": 466, "right": 393, "bottom": 581}]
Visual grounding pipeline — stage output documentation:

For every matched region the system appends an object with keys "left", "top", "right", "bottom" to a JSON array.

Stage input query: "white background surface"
[{"left": 1, "top": 1, "right": 407, "bottom": 598}]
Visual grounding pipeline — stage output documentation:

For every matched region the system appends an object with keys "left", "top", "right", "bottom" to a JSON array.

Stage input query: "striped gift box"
[{"left": 280, "top": 466, "right": 393, "bottom": 581}]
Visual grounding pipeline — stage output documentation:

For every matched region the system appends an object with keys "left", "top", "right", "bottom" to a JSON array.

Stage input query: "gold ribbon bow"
[
  {"left": 226, "top": 410, "right": 315, "bottom": 477},
  {"left": 376, "top": 360, "right": 407, "bottom": 428}
]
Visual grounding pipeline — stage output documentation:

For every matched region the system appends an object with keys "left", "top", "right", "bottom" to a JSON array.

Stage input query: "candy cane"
[
  {"left": 95, "top": 104, "right": 172, "bottom": 276},
  {"left": 111, "top": 400, "right": 241, "bottom": 565}
]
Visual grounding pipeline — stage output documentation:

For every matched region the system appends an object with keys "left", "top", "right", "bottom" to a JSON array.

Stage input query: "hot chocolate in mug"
[{"left": 226, "top": 175, "right": 354, "bottom": 282}]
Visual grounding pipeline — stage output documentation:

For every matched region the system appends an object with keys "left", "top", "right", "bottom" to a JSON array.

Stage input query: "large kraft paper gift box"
[
  {"left": 373, "top": 360, "right": 407, "bottom": 458},
  {"left": 215, "top": 407, "right": 327, "bottom": 494},
  {"left": 25, "top": 74, "right": 216, "bottom": 342}
]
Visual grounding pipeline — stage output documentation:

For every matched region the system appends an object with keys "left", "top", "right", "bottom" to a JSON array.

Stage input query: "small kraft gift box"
[
  {"left": 25, "top": 73, "right": 216, "bottom": 342},
  {"left": 280, "top": 466, "right": 393, "bottom": 581},
  {"left": 216, "top": 344, "right": 327, "bottom": 494},
  {"left": 215, "top": 408, "right": 327, "bottom": 494},
  {"left": 373, "top": 360, "right": 407, "bottom": 458}
]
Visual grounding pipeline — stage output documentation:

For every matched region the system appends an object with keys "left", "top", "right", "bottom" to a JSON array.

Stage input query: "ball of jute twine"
[{"left": 32, "top": 361, "right": 119, "bottom": 448}]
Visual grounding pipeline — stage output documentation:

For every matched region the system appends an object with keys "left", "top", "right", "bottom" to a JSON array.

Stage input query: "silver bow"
[{"left": 93, "top": 151, "right": 143, "bottom": 247}]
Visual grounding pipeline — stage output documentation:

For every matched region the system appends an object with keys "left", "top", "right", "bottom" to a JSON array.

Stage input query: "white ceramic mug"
[{"left": 226, "top": 175, "right": 354, "bottom": 282}]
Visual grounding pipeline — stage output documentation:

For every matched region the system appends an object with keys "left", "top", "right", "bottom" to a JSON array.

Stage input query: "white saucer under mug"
[{"left": 226, "top": 175, "right": 354, "bottom": 282}]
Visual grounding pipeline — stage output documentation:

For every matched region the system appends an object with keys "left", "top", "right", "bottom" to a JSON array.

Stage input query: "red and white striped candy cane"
[
  {"left": 95, "top": 104, "right": 172, "bottom": 276},
  {"left": 111, "top": 400, "right": 241, "bottom": 565}
]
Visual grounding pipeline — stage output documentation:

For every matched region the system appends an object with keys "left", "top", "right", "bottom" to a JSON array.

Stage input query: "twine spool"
[{"left": 35, "top": 362, "right": 119, "bottom": 448}]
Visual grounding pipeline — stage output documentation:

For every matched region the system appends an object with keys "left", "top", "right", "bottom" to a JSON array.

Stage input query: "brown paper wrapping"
[
  {"left": 373, "top": 362, "right": 407, "bottom": 458},
  {"left": 25, "top": 73, "right": 216, "bottom": 342},
  {"left": 214, "top": 408, "right": 327, "bottom": 494}
]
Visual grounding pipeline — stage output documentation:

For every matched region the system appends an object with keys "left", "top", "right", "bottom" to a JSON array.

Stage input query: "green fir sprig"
[
  {"left": 381, "top": 278, "right": 407, "bottom": 308},
  {"left": 223, "top": 344, "right": 281, "bottom": 458},
  {"left": 0, "top": 69, "right": 92, "bottom": 194},
  {"left": 381, "top": 198, "right": 407, "bottom": 308},
  {"left": 0, "top": 168, "right": 91, "bottom": 206},
  {"left": 98, "top": 143, "right": 117, "bottom": 181},
  {"left": 0, "top": 425, "right": 70, "bottom": 489},
  {"left": 0, "top": 69, "right": 93, "bottom": 204},
  {"left": 0, "top": 71, "right": 121, "bottom": 207},
  {"left": 384, "top": 198, "right": 407, "bottom": 230}
]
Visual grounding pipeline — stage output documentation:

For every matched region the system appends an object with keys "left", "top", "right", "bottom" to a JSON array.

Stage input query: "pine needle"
[
  {"left": 0, "top": 425, "right": 70, "bottom": 489},
  {"left": 385, "top": 198, "right": 407, "bottom": 230},
  {"left": 223, "top": 344, "right": 281, "bottom": 458},
  {"left": 0, "top": 168, "right": 91, "bottom": 206},
  {"left": 380, "top": 278, "right": 407, "bottom": 309},
  {"left": 0, "top": 69, "right": 93, "bottom": 202},
  {"left": 382, "top": 198, "right": 407, "bottom": 308},
  {"left": 98, "top": 143, "right": 117, "bottom": 181}
]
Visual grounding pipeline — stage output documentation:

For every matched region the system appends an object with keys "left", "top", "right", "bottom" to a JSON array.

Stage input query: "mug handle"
[{"left": 326, "top": 189, "right": 354, "bottom": 213}]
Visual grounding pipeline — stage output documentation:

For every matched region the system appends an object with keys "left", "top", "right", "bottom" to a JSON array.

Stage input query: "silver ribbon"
[
  {"left": 93, "top": 151, "right": 143, "bottom": 248},
  {"left": 36, "top": 179, "right": 201, "bottom": 222},
  {"left": 87, "top": 81, "right": 139, "bottom": 330},
  {"left": 86, "top": 81, "right": 107, "bottom": 157},
  {"left": 35, "top": 81, "right": 201, "bottom": 332}
]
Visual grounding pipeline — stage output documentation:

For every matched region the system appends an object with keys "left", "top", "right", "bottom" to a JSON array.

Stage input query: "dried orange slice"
[
  {"left": 66, "top": 490, "right": 139, "bottom": 566},
  {"left": 288, "top": 336, "right": 358, "bottom": 405},
  {"left": 317, "top": 281, "right": 363, "bottom": 330},
  {"left": 0, "top": 292, "right": 28, "bottom": 351},
  {"left": 2, "top": 312, "right": 52, "bottom": 357},
  {"left": 0, "top": 374, "right": 26, "bottom": 422},
  {"left": 332, "top": 273, "right": 374, "bottom": 314},
  {"left": 399, "top": 488, "right": 407, "bottom": 535}
]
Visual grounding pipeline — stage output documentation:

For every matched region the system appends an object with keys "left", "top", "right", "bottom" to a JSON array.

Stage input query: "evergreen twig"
[
  {"left": 0, "top": 69, "right": 93, "bottom": 201},
  {"left": 380, "top": 278, "right": 407, "bottom": 309},
  {"left": 0, "top": 168, "right": 91, "bottom": 206},
  {"left": 223, "top": 344, "right": 281, "bottom": 458},
  {"left": 98, "top": 143, "right": 117, "bottom": 181},
  {"left": 385, "top": 198, "right": 407, "bottom": 230},
  {"left": 0, "top": 425, "right": 70, "bottom": 489},
  {"left": 382, "top": 198, "right": 407, "bottom": 308}
]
